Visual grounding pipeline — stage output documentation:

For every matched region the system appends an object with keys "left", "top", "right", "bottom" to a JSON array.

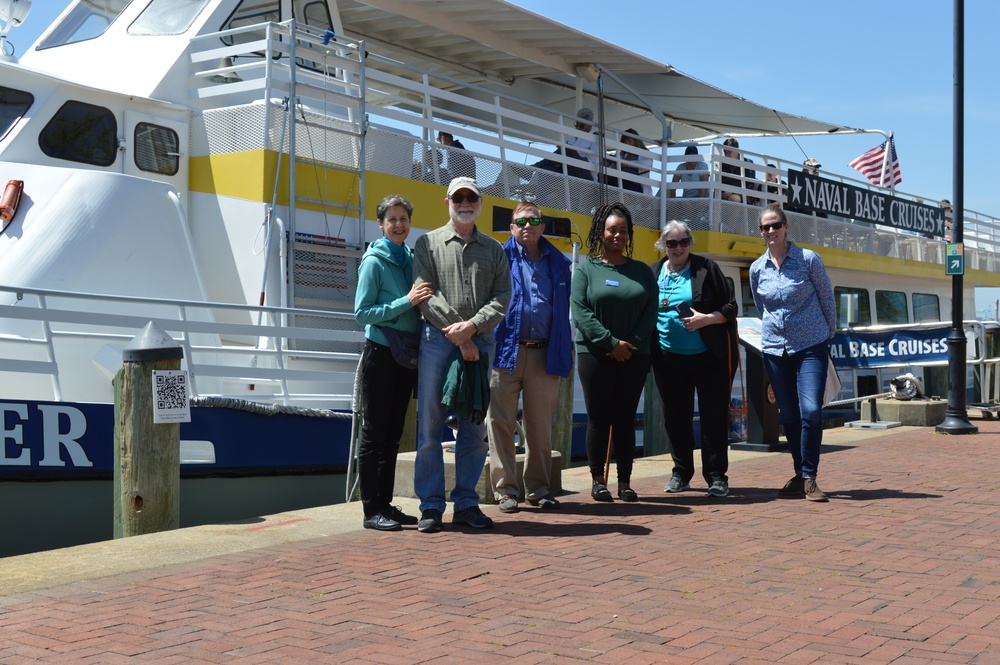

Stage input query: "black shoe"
[
  {"left": 777, "top": 475, "right": 805, "bottom": 498},
  {"left": 417, "top": 508, "right": 443, "bottom": 533},
  {"left": 617, "top": 488, "right": 639, "bottom": 503},
  {"left": 452, "top": 505, "right": 494, "bottom": 529},
  {"left": 363, "top": 513, "right": 402, "bottom": 531},
  {"left": 386, "top": 506, "right": 418, "bottom": 526},
  {"left": 591, "top": 483, "right": 614, "bottom": 502},
  {"left": 527, "top": 493, "right": 560, "bottom": 509}
]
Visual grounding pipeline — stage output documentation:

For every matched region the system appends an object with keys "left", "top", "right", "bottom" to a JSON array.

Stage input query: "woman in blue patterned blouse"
[{"left": 750, "top": 204, "right": 837, "bottom": 502}]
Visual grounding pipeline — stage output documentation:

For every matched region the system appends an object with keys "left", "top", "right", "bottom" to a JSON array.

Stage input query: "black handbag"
[{"left": 379, "top": 326, "right": 420, "bottom": 369}]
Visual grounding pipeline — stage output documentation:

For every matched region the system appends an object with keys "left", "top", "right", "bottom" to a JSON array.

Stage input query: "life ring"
[{"left": 0, "top": 179, "right": 24, "bottom": 232}]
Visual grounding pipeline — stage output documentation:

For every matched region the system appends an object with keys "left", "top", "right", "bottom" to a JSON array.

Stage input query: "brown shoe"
[{"left": 804, "top": 478, "right": 828, "bottom": 502}]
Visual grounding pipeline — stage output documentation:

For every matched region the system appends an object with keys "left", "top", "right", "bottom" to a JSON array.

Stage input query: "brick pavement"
[{"left": 2, "top": 422, "right": 1000, "bottom": 664}]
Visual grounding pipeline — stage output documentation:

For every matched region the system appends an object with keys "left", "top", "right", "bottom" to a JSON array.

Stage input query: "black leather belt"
[{"left": 519, "top": 340, "right": 547, "bottom": 349}]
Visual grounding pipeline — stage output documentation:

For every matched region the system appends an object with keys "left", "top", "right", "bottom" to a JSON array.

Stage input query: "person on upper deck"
[
  {"left": 437, "top": 132, "right": 477, "bottom": 181},
  {"left": 719, "top": 138, "right": 761, "bottom": 205},
  {"left": 670, "top": 145, "right": 709, "bottom": 199},
  {"left": 940, "top": 199, "right": 953, "bottom": 241},
  {"left": 533, "top": 108, "right": 598, "bottom": 181},
  {"left": 618, "top": 129, "right": 653, "bottom": 194},
  {"left": 764, "top": 163, "right": 786, "bottom": 206}
]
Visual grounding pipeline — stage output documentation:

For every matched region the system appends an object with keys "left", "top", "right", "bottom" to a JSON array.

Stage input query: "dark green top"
[{"left": 571, "top": 257, "right": 658, "bottom": 356}]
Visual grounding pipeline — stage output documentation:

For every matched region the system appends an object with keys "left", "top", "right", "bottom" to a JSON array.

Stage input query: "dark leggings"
[
  {"left": 358, "top": 341, "right": 417, "bottom": 517},
  {"left": 577, "top": 352, "right": 651, "bottom": 484}
]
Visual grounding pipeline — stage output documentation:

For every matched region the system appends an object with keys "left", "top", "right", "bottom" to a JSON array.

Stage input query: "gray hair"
[
  {"left": 376, "top": 194, "right": 413, "bottom": 221},
  {"left": 654, "top": 220, "right": 694, "bottom": 253}
]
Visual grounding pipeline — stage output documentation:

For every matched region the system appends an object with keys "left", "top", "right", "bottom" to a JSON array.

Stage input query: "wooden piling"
[{"left": 113, "top": 322, "right": 184, "bottom": 539}]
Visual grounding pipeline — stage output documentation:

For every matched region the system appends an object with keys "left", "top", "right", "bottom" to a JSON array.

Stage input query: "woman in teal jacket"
[{"left": 354, "top": 195, "right": 432, "bottom": 531}]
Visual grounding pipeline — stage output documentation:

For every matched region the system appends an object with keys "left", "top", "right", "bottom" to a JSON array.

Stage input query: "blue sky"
[{"left": 10, "top": 0, "right": 1000, "bottom": 314}]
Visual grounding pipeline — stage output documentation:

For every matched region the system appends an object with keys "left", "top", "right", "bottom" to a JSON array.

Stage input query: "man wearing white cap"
[{"left": 411, "top": 177, "right": 511, "bottom": 533}]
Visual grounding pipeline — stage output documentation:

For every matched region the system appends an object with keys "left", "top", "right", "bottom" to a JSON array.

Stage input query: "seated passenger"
[
  {"left": 618, "top": 129, "right": 653, "bottom": 194},
  {"left": 437, "top": 132, "right": 477, "bottom": 181},
  {"left": 670, "top": 145, "right": 708, "bottom": 198},
  {"left": 533, "top": 108, "right": 597, "bottom": 181},
  {"left": 719, "top": 138, "right": 761, "bottom": 204}
]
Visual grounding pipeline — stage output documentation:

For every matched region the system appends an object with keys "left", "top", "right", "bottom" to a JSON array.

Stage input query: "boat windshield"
[
  {"left": 129, "top": 0, "right": 212, "bottom": 36},
  {"left": 37, "top": 0, "right": 131, "bottom": 50},
  {"left": 0, "top": 86, "right": 33, "bottom": 142}
]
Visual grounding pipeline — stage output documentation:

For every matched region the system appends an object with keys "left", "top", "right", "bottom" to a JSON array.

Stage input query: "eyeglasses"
[
  {"left": 449, "top": 192, "right": 480, "bottom": 204},
  {"left": 759, "top": 222, "right": 786, "bottom": 232},
  {"left": 664, "top": 237, "right": 692, "bottom": 249},
  {"left": 514, "top": 217, "right": 543, "bottom": 227}
]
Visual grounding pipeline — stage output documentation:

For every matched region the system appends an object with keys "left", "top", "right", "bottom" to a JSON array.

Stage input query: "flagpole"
[
  {"left": 937, "top": 0, "right": 976, "bottom": 435},
  {"left": 880, "top": 132, "right": 893, "bottom": 188}
]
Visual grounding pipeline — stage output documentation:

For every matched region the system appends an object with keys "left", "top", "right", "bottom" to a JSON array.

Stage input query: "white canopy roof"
[{"left": 334, "top": 0, "right": 867, "bottom": 143}]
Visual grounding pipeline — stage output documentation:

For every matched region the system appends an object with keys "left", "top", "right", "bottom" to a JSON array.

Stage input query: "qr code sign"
[
  {"left": 155, "top": 372, "right": 187, "bottom": 409},
  {"left": 152, "top": 370, "right": 191, "bottom": 423}
]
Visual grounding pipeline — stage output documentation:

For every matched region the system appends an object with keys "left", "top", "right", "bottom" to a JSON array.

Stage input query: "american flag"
[{"left": 849, "top": 136, "right": 902, "bottom": 189}]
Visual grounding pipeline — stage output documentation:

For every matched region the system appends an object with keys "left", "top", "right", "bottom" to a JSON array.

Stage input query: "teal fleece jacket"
[{"left": 354, "top": 237, "right": 422, "bottom": 346}]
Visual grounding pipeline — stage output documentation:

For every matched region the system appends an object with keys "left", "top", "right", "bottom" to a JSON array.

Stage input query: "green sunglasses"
[{"left": 514, "top": 217, "right": 543, "bottom": 227}]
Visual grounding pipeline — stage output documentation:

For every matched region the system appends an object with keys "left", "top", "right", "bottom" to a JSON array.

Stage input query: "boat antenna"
[{"left": 772, "top": 109, "right": 810, "bottom": 161}]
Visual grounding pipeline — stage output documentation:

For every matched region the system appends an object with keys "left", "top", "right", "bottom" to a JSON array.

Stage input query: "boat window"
[
  {"left": 912, "top": 293, "right": 941, "bottom": 323},
  {"left": 134, "top": 122, "right": 179, "bottom": 175},
  {"left": 875, "top": 290, "right": 908, "bottom": 324},
  {"left": 835, "top": 286, "right": 871, "bottom": 328},
  {"left": 738, "top": 269, "right": 759, "bottom": 318},
  {"left": 37, "top": 0, "right": 131, "bottom": 50},
  {"left": 38, "top": 101, "right": 118, "bottom": 167},
  {"left": 129, "top": 0, "right": 211, "bottom": 35},
  {"left": 220, "top": 0, "right": 280, "bottom": 47},
  {"left": 293, "top": 0, "right": 334, "bottom": 31},
  {"left": 0, "top": 86, "right": 34, "bottom": 142}
]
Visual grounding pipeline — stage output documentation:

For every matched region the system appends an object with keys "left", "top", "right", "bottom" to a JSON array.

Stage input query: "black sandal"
[
  {"left": 618, "top": 488, "right": 639, "bottom": 503},
  {"left": 591, "top": 483, "right": 614, "bottom": 502}
]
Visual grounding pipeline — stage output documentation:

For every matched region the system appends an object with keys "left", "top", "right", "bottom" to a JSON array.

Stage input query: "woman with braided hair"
[{"left": 571, "top": 203, "right": 657, "bottom": 502}]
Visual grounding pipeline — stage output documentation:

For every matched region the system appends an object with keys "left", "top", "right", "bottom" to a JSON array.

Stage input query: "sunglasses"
[
  {"left": 664, "top": 237, "right": 692, "bottom": 249},
  {"left": 514, "top": 217, "right": 543, "bottom": 227},
  {"left": 759, "top": 222, "right": 786, "bottom": 232},
  {"left": 449, "top": 192, "right": 480, "bottom": 204}
]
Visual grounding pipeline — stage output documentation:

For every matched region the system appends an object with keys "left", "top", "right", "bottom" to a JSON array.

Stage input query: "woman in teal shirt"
[
  {"left": 651, "top": 221, "right": 738, "bottom": 498},
  {"left": 571, "top": 203, "right": 657, "bottom": 503},
  {"left": 354, "top": 195, "right": 433, "bottom": 530}
]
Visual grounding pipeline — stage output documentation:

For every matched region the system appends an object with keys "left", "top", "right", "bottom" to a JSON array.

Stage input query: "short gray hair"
[{"left": 654, "top": 220, "right": 694, "bottom": 253}]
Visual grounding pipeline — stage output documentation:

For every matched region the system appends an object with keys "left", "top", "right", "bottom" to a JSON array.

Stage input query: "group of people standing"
[{"left": 353, "top": 174, "right": 837, "bottom": 533}]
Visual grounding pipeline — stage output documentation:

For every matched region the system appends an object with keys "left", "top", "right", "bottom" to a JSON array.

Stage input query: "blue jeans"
[
  {"left": 414, "top": 323, "right": 494, "bottom": 514},
  {"left": 763, "top": 342, "right": 829, "bottom": 479}
]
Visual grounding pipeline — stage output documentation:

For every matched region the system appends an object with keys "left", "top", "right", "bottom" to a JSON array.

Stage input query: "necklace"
[
  {"left": 666, "top": 260, "right": 689, "bottom": 275},
  {"left": 658, "top": 263, "right": 686, "bottom": 308}
]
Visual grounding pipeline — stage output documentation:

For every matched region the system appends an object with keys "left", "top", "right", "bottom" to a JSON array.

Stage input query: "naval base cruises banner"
[
  {"left": 738, "top": 319, "right": 960, "bottom": 369},
  {"left": 828, "top": 326, "right": 950, "bottom": 369},
  {"left": 785, "top": 170, "right": 947, "bottom": 239}
]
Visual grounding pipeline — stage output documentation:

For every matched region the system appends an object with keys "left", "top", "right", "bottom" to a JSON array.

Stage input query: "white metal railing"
[
  {"left": 184, "top": 18, "right": 1000, "bottom": 263},
  {"left": 0, "top": 286, "right": 365, "bottom": 408}
]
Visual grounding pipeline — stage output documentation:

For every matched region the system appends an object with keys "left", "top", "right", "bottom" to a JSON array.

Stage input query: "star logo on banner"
[{"left": 790, "top": 181, "right": 803, "bottom": 203}]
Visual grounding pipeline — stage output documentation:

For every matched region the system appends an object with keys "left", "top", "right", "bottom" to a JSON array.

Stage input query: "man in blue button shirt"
[{"left": 487, "top": 202, "right": 573, "bottom": 513}]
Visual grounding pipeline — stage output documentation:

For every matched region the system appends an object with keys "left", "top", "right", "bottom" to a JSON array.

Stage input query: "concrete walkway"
[{"left": 2, "top": 422, "right": 999, "bottom": 663}]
